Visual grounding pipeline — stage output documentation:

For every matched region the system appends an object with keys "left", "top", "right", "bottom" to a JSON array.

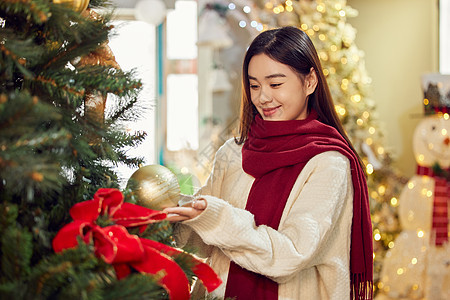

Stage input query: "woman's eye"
[
  {"left": 250, "top": 85, "right": 259, "bottom": 89},
  {"left": 271, "top": 83, "right": 282, "bottom": 88}
]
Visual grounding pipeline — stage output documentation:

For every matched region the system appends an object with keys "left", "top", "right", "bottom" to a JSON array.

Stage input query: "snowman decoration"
[{"left": 378, "top": 74, "right": 450, "bottom": 300}]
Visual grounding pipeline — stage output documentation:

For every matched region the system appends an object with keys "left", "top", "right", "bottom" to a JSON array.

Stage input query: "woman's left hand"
[{"left": 163, "top": 198, "right": 207, "bottom": 222}]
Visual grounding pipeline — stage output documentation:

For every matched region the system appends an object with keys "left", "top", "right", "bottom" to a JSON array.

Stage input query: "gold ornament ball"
[
  {"left": 53, "top": 0, "right": 90, "bottom": 13},
  {"left": 127, "top": 165, "right": 180, "bottom": 211}
]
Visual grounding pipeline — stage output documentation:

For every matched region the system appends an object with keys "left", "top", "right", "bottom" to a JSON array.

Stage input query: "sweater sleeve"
[
  {"left": 182, "top": 151, "right": 353, "bottom": 282},
  {"left": 171, "top": 140, "right": 231, "bottom": 257}
]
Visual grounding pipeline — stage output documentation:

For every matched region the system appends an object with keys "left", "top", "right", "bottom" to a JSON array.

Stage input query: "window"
[{"left": 108, "top": 20, "right": 157, "bottom": 185}]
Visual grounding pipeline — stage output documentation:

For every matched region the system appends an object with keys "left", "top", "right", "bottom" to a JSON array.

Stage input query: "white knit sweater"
[{"left": 174, "top": 138, "right": 354, "bottom": 300}]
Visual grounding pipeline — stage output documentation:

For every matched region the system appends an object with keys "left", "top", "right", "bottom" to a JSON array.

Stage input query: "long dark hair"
[{"left": 236, "top": 26, "right": 364, "bottom": 168}]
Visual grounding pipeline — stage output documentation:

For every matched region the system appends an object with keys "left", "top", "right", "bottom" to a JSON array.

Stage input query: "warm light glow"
[
  {"left": 408, "top": 182, "right": 415, "bottom": 189},
  {"left": 286, "top": 6, "right": 293, "bottom": 12},
  {"left": 330, "top": 45, "right": 337, "bottom": 51},
  {"left": 357, "top": 118, "right": 363, "bottom": 125},
  {"left": 363, "top": 111, "right": 370, "bottom": 118},
  {"left": 339, "top": 10, "right": 346, "bottom": 17},
  {"left": 335, "top": 3, "right": 342, "bottom": 10},
  {"left": 424, "top": 98, "right": 429, "bottom": 105},
  {"left": 273, "top": 7, "right": 281, "bottom": 14},
  {"left": 366, "top": 164, "right": 374, "bottom": 174},
  {"left": 390, "top": 197, "right": 398, "bottom": 207},
  {"left": 286, "top": 0, "right": 293, "bottom": 5},
  {"left": 366, "top": 138, "right": 373, "bottom": 145},
  {"left": 265, "top": 2, "right": 274, "bottom": 9},
  {"left": 323, "top": 68, "right": 329, "bottom": 76},
  {"left": 351, "top": 94, "right": 361, "bottom": 102},
  {"left": 319, "top": 34, "right": 326, "bottom": 40},
  {"left": 417, "top": 230, "right": 424, "bottom": 238},
  {"left": 301, "top": 23, "right": 308, "bottom": 30},
  {"left": 341, "top": 57, "right": 348, "bottom": 64},
  {"left": 317, "top": 4, "right": 325, "bottom": 12},
  {"left": 426, "top": 190, "right": 433, "bottom": 197},
  {"left": 307, "top": 29, "right": 315, "bottom": 36},
  {"left": 388, "top": 241, "right": 394, "bottom": 248},
  {"left": 374, "top": 233, "right": 381, "bottom": 241},
  {"left": 377, "top": 147, "right": 384, "bottom": 155},
  {"left": 421, "top": 188, "right": 428, "bottom": 196},
  {"left": 378, "top": 185, "right": 386, "bottom": 195},
  {"left": 313, "top": 25, "right": 320, "bottom": 31},
  {"left": 320, "top": 51, "right": 328, "bottom": 61},
  {"left": 442, "top": 128, "right": 448, "bottom": 135},
  {"left": 397, "top": 268, "right": 404, "bottom": 275},
  {"left": 444, "top": 113, "right": 449, "bottom": 120},
  {"left": 330, "top": 67, "right": 336, "bottom": 74},
  {"left": 369, "top": 127, "right": 376, "bottom": 134},
  {"left": 418, "top": 154, "right": 425, "bottom": 162},
  {"left": 411, "top": 258, "right": 418, "bottom": 264}
]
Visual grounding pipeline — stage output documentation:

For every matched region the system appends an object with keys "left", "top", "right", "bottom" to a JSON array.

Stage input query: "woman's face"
[{"left": 248, "top": 53, "right": 317, "bottom": 121}]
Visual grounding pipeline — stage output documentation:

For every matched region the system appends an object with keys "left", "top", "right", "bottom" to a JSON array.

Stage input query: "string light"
[
  {"left": 319, "top": 34, "right": 326, "bottom": 41},
  {"left": 444, "top": 113, "right": 449, "bottom": 120},
  {"left": 417, "top": 154, "right": 425, "bottom": 162},
  {"left": 330, "top": 45, "right": 337, "bottom": 51},
  {"left": 265, "top": 2, "right": 273, "bottom": 9},
  {"left": 243, "top": 6, "right": 251, "bottom": 13},
  {"left": 377, "top": 147, "right": 384, "bottom": 155},
  {"left": 239, "top": 20, "right": 246, "bottom": 28},
  {"left": 339, "top": 10, "right": 346, "bottom": 17},
  {"left": 301, "top": 23, "right": 308, "bottom": 30},
  {"left": 417, "top": 230, "right": 424, "bottom": 238},
  {"left": 423, "top": 98, "right": 429, "bottom": 105},
  {"left": 366, "top": 164, "right": 374, "bottom": 174},
  {"left": 228, "top": 3, "right": 236, "bottom": 10},
  {"left": 390, "top": 197, "right": 398, "bottom": 207}
]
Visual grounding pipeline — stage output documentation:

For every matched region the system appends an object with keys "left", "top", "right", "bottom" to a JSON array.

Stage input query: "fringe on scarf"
[{"left": 351, "top": 273, "right": 373, "bottom": 300}]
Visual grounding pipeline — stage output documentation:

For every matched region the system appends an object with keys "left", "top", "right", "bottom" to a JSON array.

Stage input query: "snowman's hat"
[{"left": 422, "top": 73, "right": 450, "bottom": 115}]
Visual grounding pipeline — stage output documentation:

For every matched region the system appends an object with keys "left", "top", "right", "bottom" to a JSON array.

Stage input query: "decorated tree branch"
[{"left": 0, "top": 0, "right": 221, "bottom": 298}]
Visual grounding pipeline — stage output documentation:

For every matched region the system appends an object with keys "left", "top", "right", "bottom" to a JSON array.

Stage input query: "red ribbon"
[
  {"left": 416, "top": 165, "right": 449, "bottom": 246},
  {"left": 52, "top": 188, "right": 222, "bottom": 299}
]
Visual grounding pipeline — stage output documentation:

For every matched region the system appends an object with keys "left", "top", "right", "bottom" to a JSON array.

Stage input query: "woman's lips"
[{"left": 262, "top": 106, "right": 280, "bottom": 117}]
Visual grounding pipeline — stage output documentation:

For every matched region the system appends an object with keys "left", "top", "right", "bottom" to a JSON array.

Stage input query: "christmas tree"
[
  {"left": 249, "top": 0, "right": 407, "bottom": 294},
  {"left": 0, "top": 0, "right": 220, "bottom": 299}
]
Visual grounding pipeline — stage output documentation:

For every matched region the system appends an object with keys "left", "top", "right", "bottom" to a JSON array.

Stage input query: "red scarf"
[
  {"left": 224, "top": 111, "right": 373, "bottom": 300},
  {"left": 416, "top": 165, "right": 449, "bottom": 246}
]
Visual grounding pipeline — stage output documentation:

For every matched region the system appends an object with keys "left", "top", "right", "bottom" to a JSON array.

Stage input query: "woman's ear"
[{"left": 305, "top": 67, "right": 318, "bottom": 96}]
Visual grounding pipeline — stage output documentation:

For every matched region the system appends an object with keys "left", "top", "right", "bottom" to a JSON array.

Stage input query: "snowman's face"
[{"left": 413, "top": 115, "right": 450, "bottom": 168}]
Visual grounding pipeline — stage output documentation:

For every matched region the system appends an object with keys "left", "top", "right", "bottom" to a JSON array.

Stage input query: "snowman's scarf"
[
  {"left": 224, "top": 110, "right": 373, "bottom": 300},
  {"left": 417, "top": 165, "right": 450, "bottom": 245}
]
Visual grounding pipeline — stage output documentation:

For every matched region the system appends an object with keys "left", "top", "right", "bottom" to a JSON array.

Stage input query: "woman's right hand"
[{"left": 163, "top": 198, "right": 207, "bottom": 222}]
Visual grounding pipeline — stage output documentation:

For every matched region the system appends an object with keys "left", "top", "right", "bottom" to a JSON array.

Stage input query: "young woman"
[{"left": 164, "top": 26, "right": 373, "bottom": 300}]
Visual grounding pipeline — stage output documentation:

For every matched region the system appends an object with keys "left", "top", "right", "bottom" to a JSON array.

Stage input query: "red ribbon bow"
[{"left": 52, "top": 188, "right": 222, "bottom": 299}]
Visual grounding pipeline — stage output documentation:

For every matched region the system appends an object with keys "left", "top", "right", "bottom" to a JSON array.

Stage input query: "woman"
[{"left": 164, "top": 26, "right": 373, "bottom": 300}]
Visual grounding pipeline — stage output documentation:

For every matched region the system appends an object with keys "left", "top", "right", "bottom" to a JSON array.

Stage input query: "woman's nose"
[{"left": 259, "top": 88, "right": 272, "bottom": 104}]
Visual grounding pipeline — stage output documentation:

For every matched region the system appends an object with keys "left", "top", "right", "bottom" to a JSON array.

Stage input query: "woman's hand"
[{"left": 163, "top": 198, "right": 207, "bottom": 222}]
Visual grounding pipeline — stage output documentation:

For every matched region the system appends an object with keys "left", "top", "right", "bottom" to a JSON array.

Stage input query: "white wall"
[{"left": 347, "top": 0, "right": 439, "bottom": 177}]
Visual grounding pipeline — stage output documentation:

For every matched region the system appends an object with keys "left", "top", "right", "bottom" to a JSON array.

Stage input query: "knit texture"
[
  {"left": 174, "top": 140, "right": 358, "bottom": 299},
  {"left": 225, "top": 111, "right": 373, "bottom": 300}
]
